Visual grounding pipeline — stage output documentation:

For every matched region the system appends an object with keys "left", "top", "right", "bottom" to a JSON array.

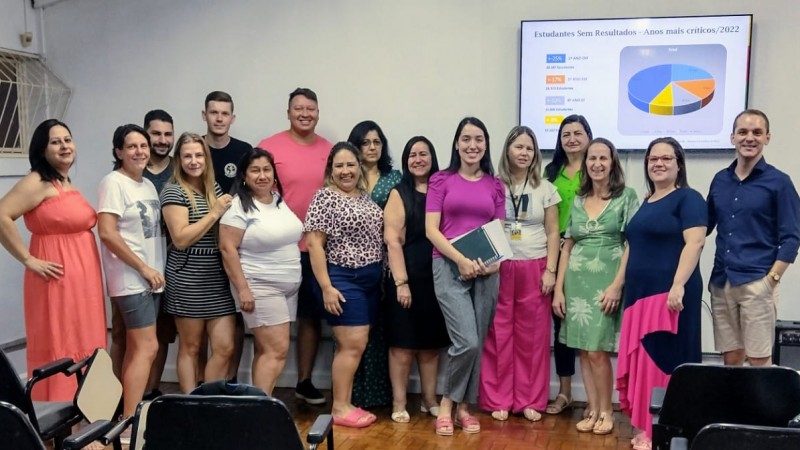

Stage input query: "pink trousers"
[{"left": 479, "top": 258, "right": 551, "bottom": 413}]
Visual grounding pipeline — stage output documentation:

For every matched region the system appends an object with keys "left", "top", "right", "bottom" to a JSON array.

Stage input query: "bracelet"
[
  {"left": 395, "top": 279, "right": 408, "bottom": 287},
  {"left": 546, "top": 267, "right": 556, "bottom": 274}
]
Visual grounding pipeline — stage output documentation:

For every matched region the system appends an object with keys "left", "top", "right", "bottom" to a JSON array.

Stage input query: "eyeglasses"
[
  {"left": 361, "top": 139, "right": 382, "bottom": 148},
  {"left": 647, "top": 155, "right": 676, "bottom": 164}
]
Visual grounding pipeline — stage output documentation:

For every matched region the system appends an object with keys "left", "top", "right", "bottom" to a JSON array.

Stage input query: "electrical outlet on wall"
[{"left": 20, "top": 32, "right": 33, "bottom": 48}]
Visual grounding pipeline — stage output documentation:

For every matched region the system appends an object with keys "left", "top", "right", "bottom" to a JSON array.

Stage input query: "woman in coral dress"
[{"left": 0, "top": 119, "right": 106, "bottom": 401}]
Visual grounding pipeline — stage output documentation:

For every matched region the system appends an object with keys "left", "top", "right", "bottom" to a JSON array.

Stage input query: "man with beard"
[
  {"left": 109, "top": 109, "right": 177, "bottom": 399},
  {"left": 143, "top": 109, "right": 175, "bottom": 192}
]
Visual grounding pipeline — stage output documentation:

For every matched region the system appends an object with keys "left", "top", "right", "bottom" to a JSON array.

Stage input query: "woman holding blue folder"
[{"left": 425, "top": 117, "right": 505, "bottom": 436}]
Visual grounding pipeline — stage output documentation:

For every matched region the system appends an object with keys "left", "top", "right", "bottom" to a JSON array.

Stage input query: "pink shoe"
[
  {"left": 455, "top": 413, "right": 481, "bottom": 433},
  {"left": 435, "top": 417, "right": 454, "bottom": 436},
  {"left": 333, "top": 408, "right": 376, "bottom": 428}
]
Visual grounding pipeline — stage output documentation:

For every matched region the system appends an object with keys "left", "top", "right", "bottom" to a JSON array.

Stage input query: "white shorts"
[{"left": 233, "top": 277, "right": 300, "bottom": 328}]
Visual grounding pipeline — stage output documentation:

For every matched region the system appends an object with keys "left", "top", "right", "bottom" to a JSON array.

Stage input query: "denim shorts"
[{"left": 313, "top": 262, "right": 382, "bottom": 327}]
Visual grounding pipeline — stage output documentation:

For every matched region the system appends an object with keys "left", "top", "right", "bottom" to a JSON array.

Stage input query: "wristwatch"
[
  {"left": 546, "top": 267, "right": 557, "bottom": 274},
  {"left": 768, "top": 271, "right": 781, "bottom": 283},
  {"left": 395, "top": 279, "right": 408, "bottom": 287}
]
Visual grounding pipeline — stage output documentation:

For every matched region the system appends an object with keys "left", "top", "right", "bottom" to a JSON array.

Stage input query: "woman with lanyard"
[{"left": 479, "top": 126, "right": 561, "bottom": 422}]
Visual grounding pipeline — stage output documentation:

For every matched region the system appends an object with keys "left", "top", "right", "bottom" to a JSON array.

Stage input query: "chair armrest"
[
  {"left": 25, "top": 358, "right": 77, "bottom": 395},
  {"left": 31, "top": 357, "right": 74, "bottom": 379},
  {"left": 670, "top": 437, "right": 689, "bottom": 450},
  {"left": 307, "top": 414, "right": 333, "bottom": 445},
  {"left": 62, "top": 420, "right": 115, "bottom": 450},
  {"left": 100, "top": 416, "right": 135, "bottom": 446},
  {"left": 789, "top": 412, "right": 800, "bottom": 428},
  {"left": 653, "top": 423, "right": 683, "bottom": 450},
  {"left": 650, "top": 387, "right": 666, "bottom": 414},
  {"left": 65, "top": 356, "right": 92, "bottom": 376}
]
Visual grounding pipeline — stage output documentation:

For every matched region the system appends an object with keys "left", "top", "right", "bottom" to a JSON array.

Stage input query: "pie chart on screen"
[{"left": 627, "top": 64, "right": 715, "bottom": 115}]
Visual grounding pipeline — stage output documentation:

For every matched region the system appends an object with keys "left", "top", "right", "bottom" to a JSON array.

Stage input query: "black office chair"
[
  {"left": 0, "top": 348, "right": 87, "bottom": 449},
  {"left": 671, "top": 423, "right": 800, "bottom": 449},
  {"left": 104, "top": 394, "right": 334, "bottom": 450},
  {"left": 0, "top": 348, "right": 123, "bottom": 450},
  {"left": 0, "top": 401, "right": 114, "bottom": 450},
  {"left": 650, "top": 363, "right": 800, "bottom": 449}
]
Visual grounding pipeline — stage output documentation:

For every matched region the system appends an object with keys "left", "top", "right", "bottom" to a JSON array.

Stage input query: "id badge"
[{"left": 511, "top": 221, "right": 522, "bottom": 240}]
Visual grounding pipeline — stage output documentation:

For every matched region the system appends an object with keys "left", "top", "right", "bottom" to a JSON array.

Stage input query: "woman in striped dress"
[{"left": 161, "top": 132, "right": 235, "bottom": 393}]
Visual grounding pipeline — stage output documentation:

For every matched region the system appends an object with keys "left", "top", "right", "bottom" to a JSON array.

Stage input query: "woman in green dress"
[
  {"left": 347, "top": 120, "right": 401, "bottom": 408},
  {"left": 552, "top": 138, "right": 638, "bottom": 436}
]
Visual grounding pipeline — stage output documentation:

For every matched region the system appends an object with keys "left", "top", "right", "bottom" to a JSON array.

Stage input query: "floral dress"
[
  {"left": 351, "top": 169, "right": 400, "bottom": 407},
  {"left": 558, "top": 187, "right": 639, "bottom": 352}
]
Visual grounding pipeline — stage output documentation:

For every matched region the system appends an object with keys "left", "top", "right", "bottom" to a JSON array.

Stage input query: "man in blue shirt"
[{"left": 707, "top": 109, "right": 800, "bottom": 366}]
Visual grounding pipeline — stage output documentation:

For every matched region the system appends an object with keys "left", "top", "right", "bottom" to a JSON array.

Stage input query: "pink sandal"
[
  {"left": 455, "top": 413, "right": 481, "bottom": 433},
  {"left": 435, "top": 417, "right": 454, "bottom": 436},
  {"left": 333, "top": 407, "right": 376, "bottom": 428}
]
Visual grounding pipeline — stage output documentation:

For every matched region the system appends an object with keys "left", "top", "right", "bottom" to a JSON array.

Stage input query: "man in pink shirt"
[{"left": 257, "top": 88, "right": 332, "bottom": 404}]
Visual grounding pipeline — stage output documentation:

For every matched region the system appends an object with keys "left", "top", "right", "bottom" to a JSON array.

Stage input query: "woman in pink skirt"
[{"left": 479, "top": 126, "right": 561, "bottom": 421}]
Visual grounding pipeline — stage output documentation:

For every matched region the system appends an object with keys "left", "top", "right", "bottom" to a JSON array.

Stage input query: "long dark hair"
[
  {"left": 347, "top": 120, "right": 393, "bottom": 174},
  {"left": 445, "top": 117, "right": 493, "bottom": 175},
  {"left": 544, "top": 114, "right": 593, "bottom": 182},
  {"left": 644, "top": 137, "right": 689, "bottom": 196},
  {"left": 578, "top": 137, "right": 626, "bottom": 200},
  {"left": 231, "top": 147, "right": 284, "bottom": 213},
  {"left": 29, "top": 119, "right": 72, "bottom": 182},
  {"left": 394, "top": 136, "right": 439, "bottom": 225}
]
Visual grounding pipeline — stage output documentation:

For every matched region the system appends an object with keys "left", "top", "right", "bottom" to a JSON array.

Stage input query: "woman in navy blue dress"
[{"left": 616, "top": 137, "right": 707, "bottom": 450}]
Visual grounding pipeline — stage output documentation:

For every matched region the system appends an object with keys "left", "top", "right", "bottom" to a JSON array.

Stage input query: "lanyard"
[{"left": 510, "top": 178, "right": 528, "bottom": 221}]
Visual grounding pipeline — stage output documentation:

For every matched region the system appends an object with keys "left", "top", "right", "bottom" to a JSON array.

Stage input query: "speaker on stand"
[{"left": 774, "top": 320, "right": 800, "bottom": 369}]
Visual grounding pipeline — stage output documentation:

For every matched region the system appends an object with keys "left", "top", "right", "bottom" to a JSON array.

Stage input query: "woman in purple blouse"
[{"left": 425, "top": 117, "right": 505, "bottom": 436}]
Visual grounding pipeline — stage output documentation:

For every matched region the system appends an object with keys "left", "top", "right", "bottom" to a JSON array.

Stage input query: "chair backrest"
[
  {"left": 691, "top": 423, "right": 800, "bottom": 449},
  {"left": 659, "top": 364, "right": 800, "bottom": 440},
  {"left": 0, "top": 401, "right": 46, "bottom": 450},
  {"left": 190, "top": 379, "right": 267, "bottom": 397},
  {"left": 74, "top": 348, "right": 122, "bottom": 422},
  {"left": 131, "top": 400, "right": 151, "bottom": 450},
  {"left": 134, "top": 394, "right": 306, "bottom": 450},
  {"left": 0, "top": 349, "right": 34, "bottom": 417}
]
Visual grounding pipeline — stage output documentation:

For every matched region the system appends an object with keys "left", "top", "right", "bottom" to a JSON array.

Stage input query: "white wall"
[
  {"left": 0, "top": 0, "right": 43, "bottom": 348},
  {"left": 2, "top": 0, "right": 800, "bottom": 383}
]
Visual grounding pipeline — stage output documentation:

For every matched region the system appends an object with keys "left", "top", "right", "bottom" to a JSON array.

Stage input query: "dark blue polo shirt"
[{"left": 707, "top": 157, "right": 800, "bottom": 287}]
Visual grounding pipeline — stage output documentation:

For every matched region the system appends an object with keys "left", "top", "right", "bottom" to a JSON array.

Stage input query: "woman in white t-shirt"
[
  {"left": 98, "top": 124, "right": 165, "bottom": 424},
  {"left": 478, "top": 126, "right": 561, "bottom": 423},
  {"left": 219, "top": 148, "right": 303, "bottom": 394}
]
